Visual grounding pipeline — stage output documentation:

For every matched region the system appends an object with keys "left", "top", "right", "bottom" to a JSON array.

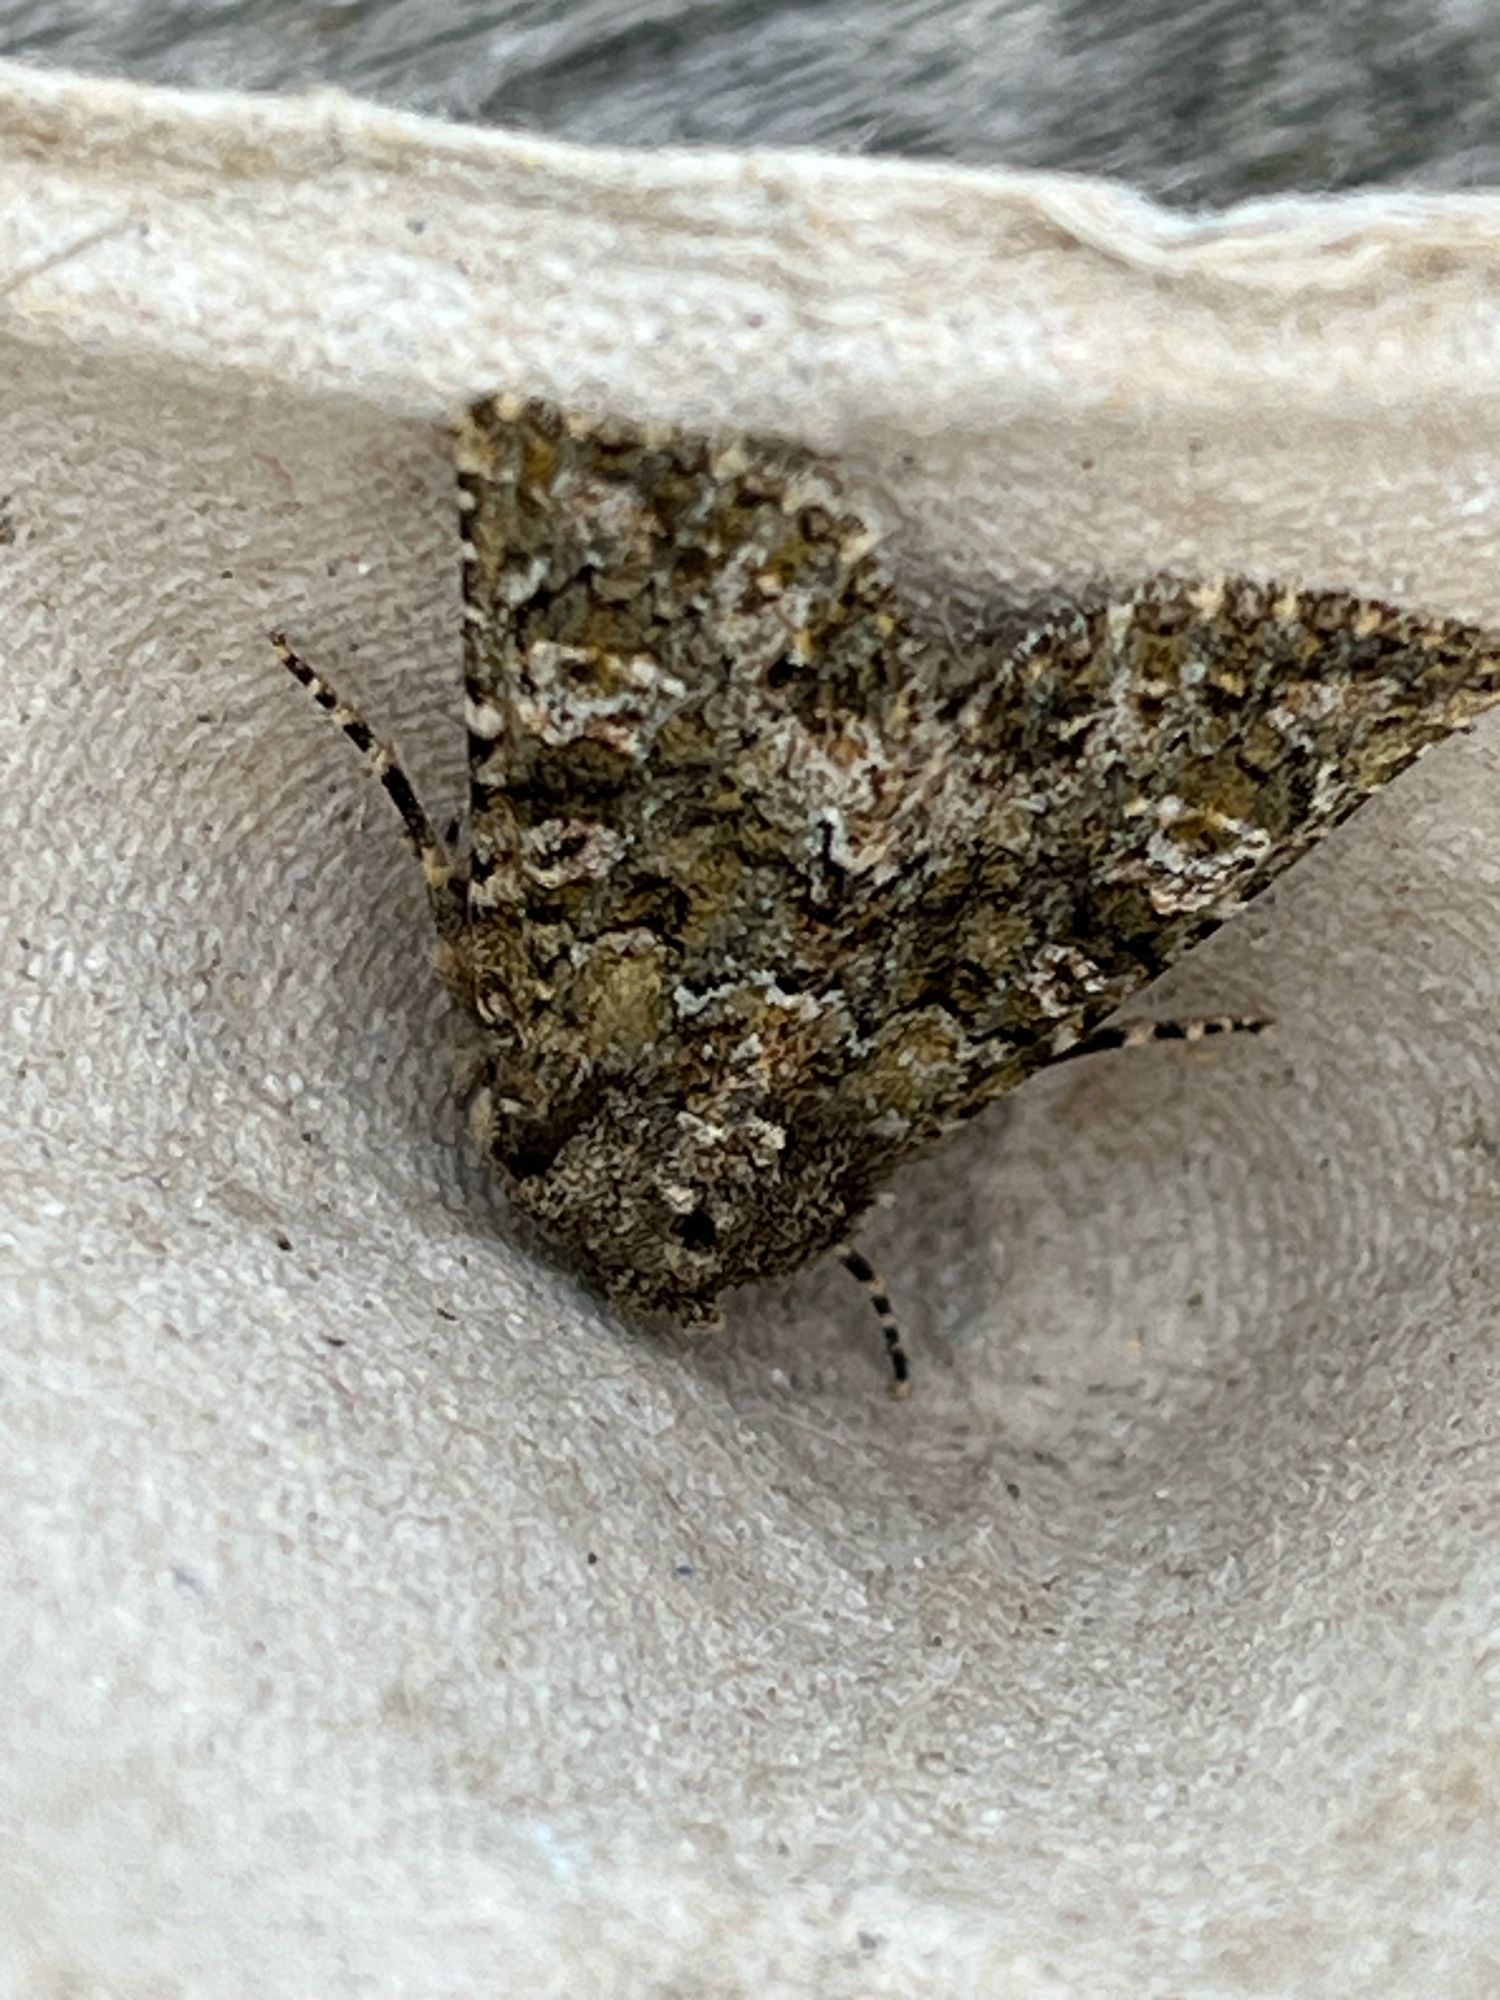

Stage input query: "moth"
[{"left": 275, "top": 394, "right": 1500, "bottom": 1390}]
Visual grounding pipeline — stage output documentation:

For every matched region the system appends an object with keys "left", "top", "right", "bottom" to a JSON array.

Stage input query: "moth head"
[{"left": 481, "top": 1079, "right": 859, "bottom": 1327}]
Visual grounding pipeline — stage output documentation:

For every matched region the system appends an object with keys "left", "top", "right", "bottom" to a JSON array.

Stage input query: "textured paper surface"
[{"left": 3, "top": 61, "right": 1499, "bottom": 1999}]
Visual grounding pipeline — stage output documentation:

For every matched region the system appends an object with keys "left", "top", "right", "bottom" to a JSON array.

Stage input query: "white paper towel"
[{"left": 2, "top": 60, "right": 1498, "bottom": 1999}]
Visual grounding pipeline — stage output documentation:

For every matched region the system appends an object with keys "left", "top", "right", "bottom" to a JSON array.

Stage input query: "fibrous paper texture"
[{"left": 2, "top": 59, "right": 1498, "bottom": 2000}]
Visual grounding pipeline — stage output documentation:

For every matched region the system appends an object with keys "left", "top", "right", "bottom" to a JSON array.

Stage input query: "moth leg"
[
  {"left": 1055, "top": 1013, "right": 1273, "bottom": 1066},
  {"left": 271, "top": 635, "right": 468, "bottom": 954},
  {"left": 837, "top": 1244, "right": 913, "bottom": 1399}
]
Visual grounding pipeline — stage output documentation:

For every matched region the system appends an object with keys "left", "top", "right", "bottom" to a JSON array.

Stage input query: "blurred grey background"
[{"left": 1, "top": 0, "right": 1497, "bottom": 209}]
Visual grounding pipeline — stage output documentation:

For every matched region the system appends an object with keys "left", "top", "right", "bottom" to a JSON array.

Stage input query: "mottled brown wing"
[
  {"left": 454, "top": 395, "right": 947, "bottom": 1318},
  {"left": 943, "top": 576, "right": 1500, "bottom": 1080},
  {"left": 454, "top": 394, "right": 1500, "bottom": 1323}
]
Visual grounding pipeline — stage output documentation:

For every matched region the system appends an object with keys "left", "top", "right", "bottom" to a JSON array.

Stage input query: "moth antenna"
[
  {"left": 1055, "top": 1012, "right": 1272, "bottom": 1065},
  {"left": 837, "top": 1243, "right": 912, "bottom": 1398},
  {"left": 271, "top": 634, "right": 466, "bottom": 943}
]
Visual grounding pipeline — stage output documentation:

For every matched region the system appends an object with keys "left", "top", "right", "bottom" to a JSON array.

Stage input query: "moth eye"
[
  {"left": 766, "top": 657, "right": 800, "bottom": 690},
  {"left": 672, "top": 1207, "right": 719, "bottom": 1251}
]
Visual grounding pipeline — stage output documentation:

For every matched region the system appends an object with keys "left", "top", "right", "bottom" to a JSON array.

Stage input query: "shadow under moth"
[{"left": 274, "top": 395, "right": 1500, "bottom": 1391}]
